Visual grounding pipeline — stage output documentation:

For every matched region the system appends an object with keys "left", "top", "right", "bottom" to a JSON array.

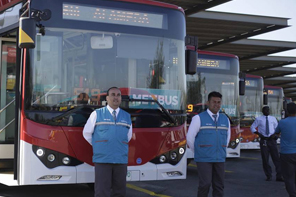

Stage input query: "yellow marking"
[
  {"left": 19, "top": 29, "right": 34, "bottom": 44},
  {"left": 127, "top": 183, "right": 172, "bottom": 197},
  {"left": 189, "top": 163, "right": 233, "bottom": 173}
]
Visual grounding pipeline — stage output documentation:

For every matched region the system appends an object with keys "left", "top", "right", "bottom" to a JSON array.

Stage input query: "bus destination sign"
[
  {"left": 196, "top": 58, "right": 230, "bottom": 70},
  {"left": 63, "top": 3, "right": 165, "bottom": 29}
]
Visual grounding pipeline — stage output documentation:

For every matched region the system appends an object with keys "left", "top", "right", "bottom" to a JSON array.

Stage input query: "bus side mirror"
[
  {"left": 19, "top": 17, "right": 36, "bottom": 48},
  {"left": 185, "top": 49, "right": 197, "bottom": 74},
  {"left": 263, "top": 90, "right": 268, "bottom": 105},
  {"left": 239, "top": 72, "right": 246, "bottom": 95}
]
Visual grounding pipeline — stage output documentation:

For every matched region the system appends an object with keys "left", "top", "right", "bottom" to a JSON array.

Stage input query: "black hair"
[
  {"left": 107, "top": 87, "right": 120, "bottom": 96},
  {"left": 77, "top": 93, "right": 89, "bottom": 104},
  {"left": 208, "top": 91, "right": 222, "bottom": 101},
  {"left": 287, "top": 102, "right": 296, "bottom": 115}
]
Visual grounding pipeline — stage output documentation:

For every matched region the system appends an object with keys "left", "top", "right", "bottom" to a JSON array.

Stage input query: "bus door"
[{"left": 0, "top": 38, "right": 17, "bottom": 168}]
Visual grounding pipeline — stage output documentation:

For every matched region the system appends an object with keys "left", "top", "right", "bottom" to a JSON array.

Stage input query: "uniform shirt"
[
  {"left": 275, "top": 116, "right": 296, "bottom": 154},
  {"left": 250, "top": 115, "right": 278, "bottom": 137},
  {"left": 187, "top": 109, "right": 231, "bottom": 153},
  {"left": 83, "top": 105, "right": 133, "bottom": 145}
]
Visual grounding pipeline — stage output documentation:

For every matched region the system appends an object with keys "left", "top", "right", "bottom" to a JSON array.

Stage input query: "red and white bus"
[
  {"left": 186, "top": 50, "right": 243, "bottom": 159},
  {"left": 0, "top": 0, "right": 196, "bottom": 185},
  {"left": 264, "top": 85, "right": 284, "bottom": 121},
  {"left": 239, "top": 74, "right": 264, "bottom": 149}
]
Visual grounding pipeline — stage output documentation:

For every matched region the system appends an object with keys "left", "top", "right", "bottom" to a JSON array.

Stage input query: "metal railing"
[{"left": 0, "top": 99, "right": 15, "bottom": 134}]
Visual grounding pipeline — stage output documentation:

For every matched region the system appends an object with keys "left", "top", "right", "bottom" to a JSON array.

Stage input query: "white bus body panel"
[
  {"left": 19, "top": 141, "right": 186, "bottom": 185},
  {"left": 226, "top": 144, "right": 240, "bottom": 158},
  {"left": 240, "top": 142, "right": 260, "bottom": 149},
  {"left": 187, "top": 145, "right": 240, "bottom": 159},
  {"left": 19, "top": 141, "right": 77, "bottom": 185}
]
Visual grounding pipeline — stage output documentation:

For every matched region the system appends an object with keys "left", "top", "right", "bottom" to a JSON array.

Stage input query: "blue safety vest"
[
  {"left": 194, "top": 111, "right": 229, "bottom": 162},
  {"left": 92, "top": 107, "right": 131, "bottom": 164}
]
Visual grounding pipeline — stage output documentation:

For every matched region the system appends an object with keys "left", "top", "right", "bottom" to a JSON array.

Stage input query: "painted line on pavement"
[{"left": 127, "top": 183, "right": 172, "bottom": 197}]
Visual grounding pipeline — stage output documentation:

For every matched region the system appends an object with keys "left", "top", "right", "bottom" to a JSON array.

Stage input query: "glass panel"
[
  {"left": 0, "top": 41, "right": 16, "bottom": 144},
  {"left": 25, "top": 28, "right": 185, "bottom": 127},
  {"left": 186, "top": 55, "right": 240, "bottom": 125}
]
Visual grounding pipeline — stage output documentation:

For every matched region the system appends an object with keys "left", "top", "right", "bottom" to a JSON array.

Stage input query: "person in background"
[
  {"left": 187, "top": 91, "right": 231, "bottom": 197},
  {"left": 83, "top": 87, "right": 132, "bottom": 197},
  {"left": 250, "top": 105, "right": 283, "bottom": 182},
  {"left": 276, "top": 102, "right": 296, "bottom": 196}
]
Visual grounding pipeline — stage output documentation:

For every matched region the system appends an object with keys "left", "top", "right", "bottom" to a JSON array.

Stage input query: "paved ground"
[{"left": 0, "top": 149, "right": 288, "bottom": 197}]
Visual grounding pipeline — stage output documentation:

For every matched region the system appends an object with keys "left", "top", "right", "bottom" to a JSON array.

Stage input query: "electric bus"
[
  {"left": 0, "top": 0, "right": 196, "bottom": 185},
  {"left": 186, "top": 50, "right": 243, "bottom": 160},
  {"left": 239, "top": 74, "right": 264, "bottom": 149}
]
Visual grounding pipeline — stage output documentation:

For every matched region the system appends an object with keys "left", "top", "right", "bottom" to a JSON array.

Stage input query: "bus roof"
[
  {"left": 197, "top": 49, "right": 239, "bottom": 59},
  {"left": 116, "top": 0, "right": 183, "bottom": 12},
  {"left": 264, "top": 85, "right": 283, "bottom": 89},
  {"left": 0, "top": 0, "right": 184, "bottom": 13},
  {"left": 246, "top": 74, "right": 263, "bottom": 79}
]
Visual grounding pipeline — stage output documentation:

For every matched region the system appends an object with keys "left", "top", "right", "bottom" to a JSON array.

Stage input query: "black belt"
[{"left": 260, "top": 136, "right": 274, "bottom": 140}]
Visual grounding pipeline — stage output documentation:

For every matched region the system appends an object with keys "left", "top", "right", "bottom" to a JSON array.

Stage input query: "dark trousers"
[
  {"left": 259, "top": 138, "right": 282, "bottom": 179},
  {"left": 196, "top": 162, "right": 225, "bottom": 197},
  {"left": 281, "top": 153, "right": 296, "bottom": 197},
  {"left": 94, "top": 163, "right": 127, "bottom": 197}
]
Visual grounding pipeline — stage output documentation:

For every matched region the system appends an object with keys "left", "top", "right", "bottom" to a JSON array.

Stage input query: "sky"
[{"left": 208, "top": 0, "right": 296, "bottom": 59}]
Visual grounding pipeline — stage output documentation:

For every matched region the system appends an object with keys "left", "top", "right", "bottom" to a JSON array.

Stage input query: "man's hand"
[
  {"left": 271, "top": 134, "right": 279, "bottom": 140},
  {"left": 254, "top": 131, "right": 264, "bottom": 138}
]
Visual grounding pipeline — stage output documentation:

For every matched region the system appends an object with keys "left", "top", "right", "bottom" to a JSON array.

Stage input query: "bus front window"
[{"left": 25, "top": 29, "right": 185, "bottom": 127}]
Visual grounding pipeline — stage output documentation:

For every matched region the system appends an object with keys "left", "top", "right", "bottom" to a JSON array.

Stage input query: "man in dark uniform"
[{"left": 250, "top": 106, "right": 283, "bottom": 182}]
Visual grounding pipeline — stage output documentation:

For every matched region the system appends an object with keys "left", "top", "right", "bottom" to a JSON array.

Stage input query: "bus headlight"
[
  {"left": 150, "top": 145, "right": 186, "bottom": 165},
  {"left": 179, "top": 147, "right": 185, "bottom": 155},
  {"left": 47, "top": 154, "right": 55, "bottom": 162},
  {"left": 170, "top": 152, "right": 177, "bottom": 160},
  {"left": 236, "top": 138, "right": 240, "bottom": 143},
  {"left": 33, "top": 145, "right": 83, "bottom": 168},
  {"left": 36, "top": 148, "right": 45, "bottom": 157},
  {"left": 62, "top": 157, "right": 71, "bottom": 165},
  {"left": 159, "top": 155, "right": 166, "bottom": 163}
]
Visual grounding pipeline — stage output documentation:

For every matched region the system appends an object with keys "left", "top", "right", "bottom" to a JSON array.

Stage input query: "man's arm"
[
  {"left": 250, "top": 118, "right": 259, "bottom": 133},
  {"left": 227, "top": 119, "right": 231, "bottom": 146},
  {"left": 186, "top": 115, "right": 201, "bottom": 153},
  {"left": 82, "top": 111, "right": 97, "bottom": 145},
  {"left": 128, "top": 124, "right": 132, "bottom": 142}
]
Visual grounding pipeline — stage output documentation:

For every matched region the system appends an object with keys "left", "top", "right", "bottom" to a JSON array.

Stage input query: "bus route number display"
[
  {"left": 63, "top": 3, "right": 166, "bottom": 29},
  {"left": 196, "top": 58, "right": 230, "bottom": 70}
]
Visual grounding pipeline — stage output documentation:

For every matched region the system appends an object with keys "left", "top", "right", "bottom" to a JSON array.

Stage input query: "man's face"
[
  {"left": 106, "top": 88, "right": 122, "bottom": 109},
  {"left": 262, "top": 107, "right": 270, "bottom": 116},
  {"left": 207, "top": 96, "right": 222, "bottom": 114}
]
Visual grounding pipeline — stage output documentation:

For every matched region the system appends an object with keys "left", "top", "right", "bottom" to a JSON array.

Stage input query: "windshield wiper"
[
  {"left": 44, "top": 105, "right": 95, "bottom": 125},
  {"left": 219, "top": 111, "right": 234, "bottom": 125},
  {"left": 123, "top": 98, "right": 176, "bottom": 125}
]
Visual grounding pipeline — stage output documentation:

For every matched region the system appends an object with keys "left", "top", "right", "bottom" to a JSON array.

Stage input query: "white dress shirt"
[
  {"left": 83, "top": 105, "right": 133, "bottom": 145},
  {"left": 186, "top": 109, "right": 231, "bottom": 153},
  {"left": 250, "top": 115, "right": 278, "bottom": 137}
]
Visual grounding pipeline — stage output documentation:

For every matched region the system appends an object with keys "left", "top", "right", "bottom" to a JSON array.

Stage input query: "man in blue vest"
[
  {"left": 83, "top": 87, "right": 132, "bottom": 197},
  {"left": 187, "top": 91, "right": 230, "bottom": 197}
]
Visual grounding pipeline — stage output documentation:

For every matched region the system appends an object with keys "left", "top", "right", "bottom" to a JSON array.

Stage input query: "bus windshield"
[
  {"left": 240, "top": 77, "right": 263, "bottom": 127},
  {"left": 24, "top": 28, "right": 185, "bottom": 127},
  {"left": 187, "top": 53, "right": 240, "bottom": 125}
]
